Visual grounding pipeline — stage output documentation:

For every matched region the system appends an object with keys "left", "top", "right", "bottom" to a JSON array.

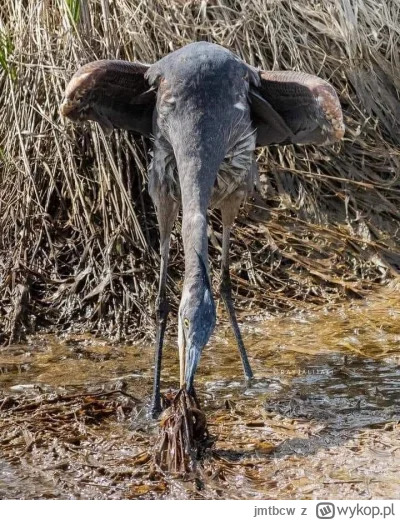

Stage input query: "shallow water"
[{"left": 1, "top": 290, "right": 400, "bottom": 499}]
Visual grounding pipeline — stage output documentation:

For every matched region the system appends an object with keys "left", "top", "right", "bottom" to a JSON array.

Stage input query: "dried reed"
[{"left": 1, "top": 0, "right": 399, "bottom": 343}]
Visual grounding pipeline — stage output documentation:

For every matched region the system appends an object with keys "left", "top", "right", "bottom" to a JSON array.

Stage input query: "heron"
[{"left": 61, "top": 42, "right": 344, "bottom": 417}]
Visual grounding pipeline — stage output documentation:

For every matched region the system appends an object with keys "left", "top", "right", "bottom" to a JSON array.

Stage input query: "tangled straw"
[{"left": 154, "top": 387, "right": 211, "bottom": 474}]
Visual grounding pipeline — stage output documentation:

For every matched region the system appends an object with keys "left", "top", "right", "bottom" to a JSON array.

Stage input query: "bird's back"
[
  {"left": 147, "top": 42, "right": 258, "bottom": 207},
  {"left": 146, "top": 42, "right": 256, "bottom": 145},
  {"left": 147, "top": 42, "right": 254, "bottom": 103}
]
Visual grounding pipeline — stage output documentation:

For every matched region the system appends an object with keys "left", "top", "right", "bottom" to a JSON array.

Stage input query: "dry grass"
[{"left": 0, "top": 0, "right": 400, "bottom": 342}]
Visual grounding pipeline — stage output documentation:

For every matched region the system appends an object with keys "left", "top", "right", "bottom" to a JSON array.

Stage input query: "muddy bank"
[{"left": 1, "top": 292, "right": 400, "bottom": 499}]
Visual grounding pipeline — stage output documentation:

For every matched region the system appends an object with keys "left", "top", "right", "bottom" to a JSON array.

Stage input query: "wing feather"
[
  {"left": 60, "top": 60, "right": 155, "bottom": 136},
  {"left": 250, "top": 70, "right": 344, "bottom": 147}
]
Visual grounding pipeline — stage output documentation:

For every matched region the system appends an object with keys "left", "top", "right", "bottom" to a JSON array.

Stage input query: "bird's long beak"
[
  {"left": 185, "top": 344, "right": 201, "bottom": 392},
  {"left": 178, "top": 317, "right": 186, "bottom": 387},
  {"left": 178, "top": 318, "right": 201, "bottom": 392}
]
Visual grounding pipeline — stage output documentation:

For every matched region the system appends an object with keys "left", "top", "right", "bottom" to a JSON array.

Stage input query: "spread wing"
[
  {"left": 60, "top": 60, "right": 156, "bottom": 136},
  {"left": 249, "top": 70, "right": 345, "bottom": 147}
]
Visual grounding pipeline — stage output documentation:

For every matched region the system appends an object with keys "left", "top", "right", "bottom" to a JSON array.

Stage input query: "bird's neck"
[
  {"left": 173, "top": 143, "right": 223, "bottom": 288},
  {"left": 181, "top": 209, "right": 209, "bottom": 282}
]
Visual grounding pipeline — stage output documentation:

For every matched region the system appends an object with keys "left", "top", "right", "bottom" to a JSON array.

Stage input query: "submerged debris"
[
  {"left": 154, "top": 388, "right": 214, "bottom": 474},
  {"left": 0, "top": 387, "right": 138, "bottom": 436}
]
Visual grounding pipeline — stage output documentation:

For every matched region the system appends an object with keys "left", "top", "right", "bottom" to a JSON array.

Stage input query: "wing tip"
[
  {"left": 61, "top": 64, "right": 105, "bottom": 121},
  {"left": 313, "top": 84, "right": 345, "bottom": 142},
  {"left": 256, "top": 70, "right": 345, "bottom": 144},
  {"left": 59, "top": 98, "right": 75, "bottom": 118}
]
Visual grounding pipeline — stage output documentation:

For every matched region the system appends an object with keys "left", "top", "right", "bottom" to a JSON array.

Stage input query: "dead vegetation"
[
  {"left": 154, "top": 388, "right": 213, "bottom": 474},
  {"left": 0, "top": 386, "right": 154, "bottom": 499},
  {"left": 0, "top": 0, "right": 400, "bottom": 342}
]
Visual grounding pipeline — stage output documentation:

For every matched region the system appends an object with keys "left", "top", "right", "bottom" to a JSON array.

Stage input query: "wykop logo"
[{"left": 316, "top": 503, "right": 335, "bottom": 519}]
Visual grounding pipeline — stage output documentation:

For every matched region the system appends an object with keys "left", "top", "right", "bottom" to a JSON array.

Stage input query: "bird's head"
[{"left": 178, "top": 257, "right": 216, "bottom": 392}]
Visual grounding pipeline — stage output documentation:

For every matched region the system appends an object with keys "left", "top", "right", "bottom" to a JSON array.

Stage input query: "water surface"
[{"left": 1, "top": 290, "right": 400, "bottom": 499}]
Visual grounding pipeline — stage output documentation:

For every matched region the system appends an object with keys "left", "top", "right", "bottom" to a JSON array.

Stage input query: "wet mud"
[{"left": 1, "top": 291, "right": 400, "bottom": 499}]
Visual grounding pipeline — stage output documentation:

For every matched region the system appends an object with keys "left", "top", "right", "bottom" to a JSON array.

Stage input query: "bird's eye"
[{"left": 183, "top": 318, "right": 190, "bottom": 329}]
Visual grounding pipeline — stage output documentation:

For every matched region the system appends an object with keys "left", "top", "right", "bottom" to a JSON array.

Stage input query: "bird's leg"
[
  {"left": 150, "top": 184, "right": 179, "bottom": 418},
  {"left": 151, "top": 239, "right": 170, "bottom": 418},
  {"left": 220, "top": 202, "right": 254, "bottom": 382}
]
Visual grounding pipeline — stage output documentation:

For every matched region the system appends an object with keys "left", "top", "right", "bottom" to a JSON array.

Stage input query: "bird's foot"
[
  {"left": 245, "top": 375, "right": 254, "bottom": 389},
  {"left": 151, "top": 399, "right": 162, "bottom": 419}
]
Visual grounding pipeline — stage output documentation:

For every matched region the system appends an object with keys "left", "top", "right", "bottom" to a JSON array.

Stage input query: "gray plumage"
[{"left": 61, "top": 42, "right": 344, "bottom": 416}]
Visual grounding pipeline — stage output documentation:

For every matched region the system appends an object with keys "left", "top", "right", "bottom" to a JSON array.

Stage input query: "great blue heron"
[{"left": 61, "top": 42, "right": 344, "bottom": 417}]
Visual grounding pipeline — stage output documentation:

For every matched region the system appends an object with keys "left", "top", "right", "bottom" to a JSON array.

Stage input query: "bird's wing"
[
  {"left": 60, "top": 60, "right": 156, "bottom": 136},
  {"left": 249, "top": 70, "right": 344, "bottom": 147}
]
